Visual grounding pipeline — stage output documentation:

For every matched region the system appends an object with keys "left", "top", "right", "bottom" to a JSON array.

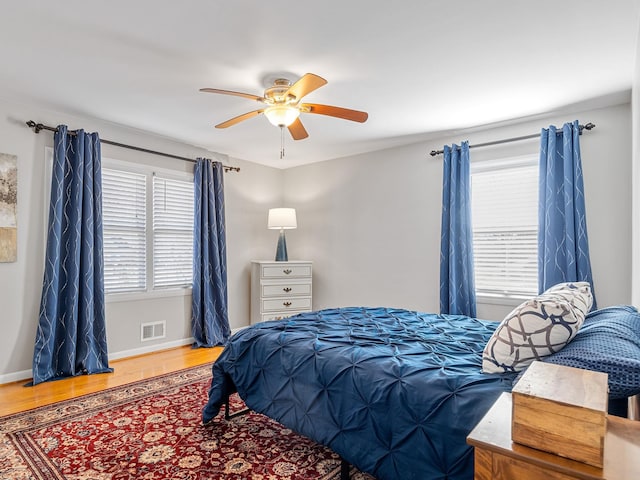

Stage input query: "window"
[
  {"left": 471, "top": 156, "right": 538, "bottom": 299},
  {"left": 102, "top": 169, "right": 147, "bottom": 293},
  {"left": 152, "top": 175, "right": 194, "bottom": 288},
  {"left": 101, "top": 161, "right": 194, "bottom": 296}
]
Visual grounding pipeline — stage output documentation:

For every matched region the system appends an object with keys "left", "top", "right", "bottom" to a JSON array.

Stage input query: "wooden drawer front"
[
  {"left": 473, "top": 449, "right": 493, "bottom": 480},
  {"left": 493, "top": 454, "right": 581, "bottom": 480},
  {"left": 262, "top": 297, "right": 311, "bottom": 312},
  {"left": 261, "top": 264, "right": 311, "bottom": 279},
  {"left": 262, "top": 311, "right": 307, "bottom": 322},
  {"left": 262, "top": 282, "right": 311, "bottom": 297}
]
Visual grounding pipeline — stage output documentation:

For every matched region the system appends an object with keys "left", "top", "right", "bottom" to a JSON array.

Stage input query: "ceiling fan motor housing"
[{"left": 264, "top": 79, "right": 296, "bottom": 105}]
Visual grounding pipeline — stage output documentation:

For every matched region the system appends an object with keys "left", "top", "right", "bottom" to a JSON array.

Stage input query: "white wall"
[
  {"left": 1, "top": 96, "right": 635, "bottom": 382},
  {"left": 283, "top": 142, "right": 441, "bottom": 312},
  {"left": 632, "top": 17, "right": 640, "bottom": 307},
  {"left": 284, "top": 102, "right": 633, "bottom": 321},
  {"left": 0, "top": 97, "right": 282, "bottom": 382}
]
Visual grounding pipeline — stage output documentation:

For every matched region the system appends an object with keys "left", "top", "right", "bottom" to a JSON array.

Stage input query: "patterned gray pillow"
[{"left": 482, "top": 282, "right": 593, "bottom": 373}]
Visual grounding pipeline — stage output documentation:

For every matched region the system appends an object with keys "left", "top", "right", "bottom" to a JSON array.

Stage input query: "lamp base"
[{"left": 275, "top": 230, "right": 288, "bottom": 262}]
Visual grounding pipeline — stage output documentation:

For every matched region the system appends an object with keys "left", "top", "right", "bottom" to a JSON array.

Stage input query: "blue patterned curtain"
[
  {"left": 440, "top": 141, "right": 477, "bottom": 317},
  {"left": 32, "top": 125, "right": 112, "bottom": 385},
  {"left": 538, "top": 120, "right": 597, "bottom": 308},
  {"left": 192, "top": 158, "right": 230, "bottom": 347}
]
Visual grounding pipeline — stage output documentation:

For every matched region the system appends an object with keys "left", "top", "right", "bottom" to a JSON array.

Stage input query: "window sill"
[
  {"left": 476, "top": 292, "right": 531, "bottom": 307},
  {"left": 106, "top": 287, "right": 192, "bottom": 303}
]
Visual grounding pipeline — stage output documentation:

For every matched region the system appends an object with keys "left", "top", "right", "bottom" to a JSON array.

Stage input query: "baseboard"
[
  {"left": 110, "top": 326, "right": 246, "bottom": 360},
  {"left": 1, "top": 327, "right": 248, "bottom": 385},
  {"left": 0, "top": 369, "right": 32, "bottom": 385},
  {"left": 230, "top": 326, "right": 247, "bottom": 336},
  {"left": 108, "top": 337, "right": 195, "bottom": 361}
]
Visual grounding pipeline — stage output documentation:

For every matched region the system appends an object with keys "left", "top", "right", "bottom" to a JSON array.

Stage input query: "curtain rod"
[
  {"left": 429, "top": 122, "right": 596, "bottom": 157},
  {"left": 25, "top": 120, "right": 240, "bottom": 172}
]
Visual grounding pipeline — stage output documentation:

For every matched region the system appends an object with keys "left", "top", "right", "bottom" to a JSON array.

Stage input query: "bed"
[{"left": 202, "top": 307, "right": 517, "bottom": 480}]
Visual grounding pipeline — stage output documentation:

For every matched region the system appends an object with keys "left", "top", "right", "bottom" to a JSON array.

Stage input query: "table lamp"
[{"left": 268, "top": 208, "right": 297, "bottom": 261}]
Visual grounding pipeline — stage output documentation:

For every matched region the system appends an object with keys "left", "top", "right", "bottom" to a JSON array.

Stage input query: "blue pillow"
[{"left": 543, "top": 305, "right": 640, "bottom": 399}]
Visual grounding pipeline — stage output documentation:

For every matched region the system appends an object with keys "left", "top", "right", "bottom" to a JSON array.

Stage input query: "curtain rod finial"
[{"left": 25, "top": 120, "right": 44, "bottom": 133}]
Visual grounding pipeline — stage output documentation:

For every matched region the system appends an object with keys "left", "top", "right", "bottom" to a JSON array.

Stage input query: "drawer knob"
[
  {"left": 283, "top": 301, "right": 292, "bottom": 307},
  {"left": 283, "top": 287, "right": 292, "bottom": 292},
  {"left": 283, "top": 269, "right": 292, "bottom": 275}
]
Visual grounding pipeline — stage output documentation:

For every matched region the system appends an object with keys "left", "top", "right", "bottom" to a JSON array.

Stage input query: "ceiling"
[{"left": 1, "top": 1, "right": 638, "bottom": 168}]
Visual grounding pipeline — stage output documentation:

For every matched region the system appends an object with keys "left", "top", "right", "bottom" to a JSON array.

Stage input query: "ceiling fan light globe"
[{"left": 265, "top": 105, "right": 300, "bottom": 127}]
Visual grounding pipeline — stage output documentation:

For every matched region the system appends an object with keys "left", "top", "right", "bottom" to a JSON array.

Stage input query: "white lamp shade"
[
  {"left": 264, "top": 105, "right": 300, "bottom": 127},
  {"left": 268, "top": 208, "right": 297, "bottom": 229}
]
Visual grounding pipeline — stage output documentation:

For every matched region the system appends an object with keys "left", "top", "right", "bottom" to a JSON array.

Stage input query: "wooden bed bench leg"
[{"left": 340, "top": 458, "right": 350, "bottom": 480}]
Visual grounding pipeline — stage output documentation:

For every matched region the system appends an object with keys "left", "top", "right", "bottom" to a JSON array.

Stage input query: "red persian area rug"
[{"left": 0, "top": 364, "right": 375, "bottom": 479}]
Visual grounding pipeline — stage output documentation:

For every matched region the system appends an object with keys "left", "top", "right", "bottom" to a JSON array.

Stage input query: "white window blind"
[
  {"left": 102, "top": 168, "right": 147, "bottom": 293},
  {"left": 471, "top": 160, "right": 538, "bottom": 298},
  {"left": 152, "top": 175, "right": 194, "bottom": 289}
]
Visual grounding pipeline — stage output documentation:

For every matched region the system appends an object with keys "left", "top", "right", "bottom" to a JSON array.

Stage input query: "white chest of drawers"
[{"left": 250, "top": 260, "right": 313, "bottom": 324}]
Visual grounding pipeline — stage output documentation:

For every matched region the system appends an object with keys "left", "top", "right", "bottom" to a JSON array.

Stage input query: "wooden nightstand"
[{"left": 467, "top": 393, "right": 640, "bottom": 479}]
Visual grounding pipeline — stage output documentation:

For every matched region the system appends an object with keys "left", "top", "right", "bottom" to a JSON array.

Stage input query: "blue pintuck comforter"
[{"left": 203, "top": 307, "right": 516, "bottom": 480}]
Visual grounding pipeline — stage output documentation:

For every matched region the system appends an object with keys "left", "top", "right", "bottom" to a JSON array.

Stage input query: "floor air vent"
[{"left": 141, "top": 321, "right": 166, "bottom": 341}]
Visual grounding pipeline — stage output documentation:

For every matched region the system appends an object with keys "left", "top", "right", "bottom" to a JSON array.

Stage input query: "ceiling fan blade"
[
  {"left": 200, "top": 88, "right": 265, "bottom": 103},
  {"left": 215, "top": 109, "right": 264, "bottom": 129},
  {"left": 287, "top": 118, "right": 309, "bottom": 140},
  {"left": 302, "top": 103, "right": 368, "bottom": 123},
  {"left": 287, "top": 73, "right": 327, "bottom": 101}
]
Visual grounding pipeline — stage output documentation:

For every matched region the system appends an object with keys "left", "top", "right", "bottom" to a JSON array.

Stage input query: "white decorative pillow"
[{"left": 482, "top": 282, "right": 593, "bottom": 373}]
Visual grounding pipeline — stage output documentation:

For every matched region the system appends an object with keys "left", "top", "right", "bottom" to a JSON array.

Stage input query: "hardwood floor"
[{"left": 0, "top": 345, "right": 223, "bottom": 417}]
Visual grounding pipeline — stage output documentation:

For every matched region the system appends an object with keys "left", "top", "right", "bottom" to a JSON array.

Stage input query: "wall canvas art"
[{"left": 0, "top": 153, "right": 17, "bottom": 262}]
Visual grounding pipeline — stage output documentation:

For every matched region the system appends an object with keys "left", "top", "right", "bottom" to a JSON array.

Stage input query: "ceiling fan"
[{"left": 200, "top": 73, "right": 368, "bottom": 141}]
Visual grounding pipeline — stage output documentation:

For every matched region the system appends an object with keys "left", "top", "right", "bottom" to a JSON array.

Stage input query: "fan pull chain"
[{"left": 280, "top": 126, "right": 285, "bottom": 159}]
